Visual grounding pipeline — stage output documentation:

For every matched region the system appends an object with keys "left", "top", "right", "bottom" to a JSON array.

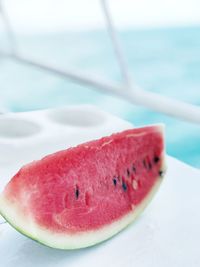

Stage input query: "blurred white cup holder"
[
  {"left": 48, "top": 107, "right": 106, "bottom": 127},
  {"left": 0, "top": 118, "right": 41, "bottom": 138}
]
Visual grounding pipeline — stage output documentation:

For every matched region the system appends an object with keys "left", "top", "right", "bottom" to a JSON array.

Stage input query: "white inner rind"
[{"left": 0, "top": 172, "right": 164, "bottom": 250}]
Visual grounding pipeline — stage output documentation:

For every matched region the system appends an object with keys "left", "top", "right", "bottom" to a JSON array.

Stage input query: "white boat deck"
[{"left": 0, "top": 106, "right": 199, "bottom": 266}]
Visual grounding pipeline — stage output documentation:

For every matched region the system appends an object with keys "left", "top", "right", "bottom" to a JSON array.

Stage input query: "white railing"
[{"left": 0, "top": 0, "right": 200, "bottom": 123}]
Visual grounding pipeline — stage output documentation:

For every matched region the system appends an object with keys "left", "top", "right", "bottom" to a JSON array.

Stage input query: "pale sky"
[{"left": 1, "top": 0, "right": 200, "bottom": 33}]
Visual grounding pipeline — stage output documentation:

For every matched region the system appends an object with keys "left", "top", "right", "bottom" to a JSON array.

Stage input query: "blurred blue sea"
[{"left": 0, "top": 26, "right": 200, "bottom": 167}]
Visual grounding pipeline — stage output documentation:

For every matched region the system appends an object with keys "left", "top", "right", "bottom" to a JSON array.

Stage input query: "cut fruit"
[{"left": 0, "top": 125, "right": 166, "bottom": 249}]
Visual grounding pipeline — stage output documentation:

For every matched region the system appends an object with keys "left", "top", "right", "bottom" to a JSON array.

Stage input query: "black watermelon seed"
[
  {"left": 122, "top": 181, "right": 127, "bottom": 191},
  {"left": 75, "top": 187, "right": 79, "bottom": 199},
  {"left": 154, "top": 156, "right": 160, "bottom": 163},
  {"left": 127, "top": 168, "right": 130, "bottom": 177},
  {"left": 159, "top": 170, "right": 164, "bottom": 177},
  {"left": 132, "top": 165, "right": 136, "bottom": 173},
  {"left": 113, "top": 178, "right": 117, "bottom": 186}
]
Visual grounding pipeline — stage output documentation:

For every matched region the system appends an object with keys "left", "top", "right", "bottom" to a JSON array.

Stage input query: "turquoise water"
[{"left": 0, "top": 26, "right": 200, "bottom": 167}]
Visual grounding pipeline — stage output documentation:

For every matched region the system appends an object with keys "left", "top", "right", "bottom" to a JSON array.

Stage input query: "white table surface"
[{"left": 0, "top": 106, "right": 200, "bottom": 266}]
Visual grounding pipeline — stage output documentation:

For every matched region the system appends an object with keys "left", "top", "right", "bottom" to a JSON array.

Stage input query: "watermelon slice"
[{"left": 0, "top": 125, "right": 166, "bottom": 249}]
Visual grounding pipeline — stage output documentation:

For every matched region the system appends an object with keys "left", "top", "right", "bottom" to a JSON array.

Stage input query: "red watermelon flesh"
[{"left": 0, "top": 125, "right": 165, "bottom": 249}]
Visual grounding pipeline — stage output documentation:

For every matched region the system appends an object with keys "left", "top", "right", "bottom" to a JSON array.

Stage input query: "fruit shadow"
[{"left": 7, "top": 238, "right": 96, "bottom": 267}]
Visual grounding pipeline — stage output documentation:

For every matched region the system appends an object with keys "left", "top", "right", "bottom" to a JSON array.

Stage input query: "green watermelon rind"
[{"left": 0, "top": 168, "right": 165, "bottom": 250}]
